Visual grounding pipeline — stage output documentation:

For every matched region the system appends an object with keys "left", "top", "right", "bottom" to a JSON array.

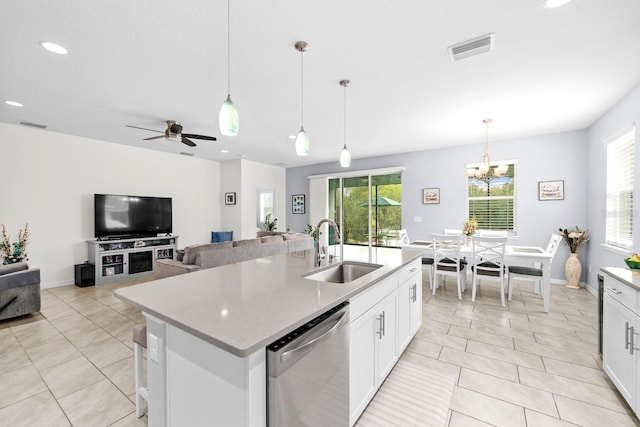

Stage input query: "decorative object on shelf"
[
  {"left": 463, "top": 217, "right": 478, "bottom": 245},
  {"left": 422, "top": 188, "right": 440, "bottom": 204},
  {"left": 294, "top": 41, "right": 310, "bottom": 156},
  {"left": 339, "top": 79, "right": 352, "bottom": 167},
  {"left": 559, "top": 226, "right": 589, "bottom": 289},
  {"left": 625, "top": 253, "right": 640, "bottom": 270},
  {"left": 219, "top": 0, "right": 238, "bottom": 136},
  {"left": 225, "top": 192, "right": 236, "bottom": 205},
  {"left": 1, "top": 223, "right": 30, "bottom": 265},
  {"left": 292, "top": 194, "right": 305, "bottom": 214},
  {"left": 466, "top": 119, "right": 509, "bottom": 184},
  {"left": 263, "top": 214, "right": 277, "bottom": 232},
  {"left": 539, "top": 180, "right": 564, "bottom": 200}
]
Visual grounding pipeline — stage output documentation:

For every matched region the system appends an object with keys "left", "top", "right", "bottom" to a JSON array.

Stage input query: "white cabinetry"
[
  {"left": 87, "top": 236, "right": 178, "bottom": 284},
  {"left": 349, "top": 259, "right": 422, "bottom": 425},
  {"left": 603, "top": 274, "right": 639, "bottom": 411}
]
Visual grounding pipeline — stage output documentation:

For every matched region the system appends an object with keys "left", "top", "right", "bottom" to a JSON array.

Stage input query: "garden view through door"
[{"left": 329, "top": 172, "right": 401, "bottom": 249}]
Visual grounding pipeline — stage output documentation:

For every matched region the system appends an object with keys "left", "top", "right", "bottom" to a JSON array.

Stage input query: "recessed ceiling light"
[
  {"left": 544, "top": 0, "right": 572, "bottom": 8},
  {"left": 4, "top": 100, "right": 23, "bottom": 107},
  {"left": 40, "top": 41, "right": 68, "bottom": 55},
  {"left": 221, "top": 149, "right": 229, "bottom": 153}
]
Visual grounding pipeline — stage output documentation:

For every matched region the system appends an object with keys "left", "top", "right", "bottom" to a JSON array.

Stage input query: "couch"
[
  {"left": 0, "top": 262, "right": 41, "bottom": 321},
  {"left": 154, "top": 233, "right": 314, "bottom": 279}
]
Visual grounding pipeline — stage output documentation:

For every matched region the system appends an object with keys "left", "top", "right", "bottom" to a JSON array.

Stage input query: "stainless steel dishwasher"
[{"left": 267, "top": 301, "right": 350, "bottom": 426}]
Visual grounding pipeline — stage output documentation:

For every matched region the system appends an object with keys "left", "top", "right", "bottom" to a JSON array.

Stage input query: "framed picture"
[
  {"left": 423, "top": 188, "right": 440, "bottom": 204},
  {"left": 538, "top": 180, "right": 564, "bottom": 200},
  {"left": 225, "top": 192, "right": 236, "bottom": 205},
  {"left": 292, "top": 194, "right": 305, "bottom": 214}
]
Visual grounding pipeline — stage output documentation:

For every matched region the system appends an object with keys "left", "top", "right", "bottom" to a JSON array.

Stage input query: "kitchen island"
[{"left": 115, "top": 248, "right": 422, "bottom": 426}]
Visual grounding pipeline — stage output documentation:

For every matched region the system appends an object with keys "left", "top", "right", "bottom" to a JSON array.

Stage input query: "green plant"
[
  {"left": 264, "top": 214, "right": 278, "bottom": 231},
  {"left": 1, "top": 223, "right": 30, "bottom": 265},
  {"left": 306, "top": 224, "right": 320, "bottom": 239}
]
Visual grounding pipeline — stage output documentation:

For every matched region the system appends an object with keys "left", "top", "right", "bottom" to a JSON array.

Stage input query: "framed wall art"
[
  {"left": 292, "top": 194, "right": 305, "bottom": 214},
  {"left": 538, "top": 180, "right": 564, "bottom": 201},
  {"left": 423, "top": 188, "right": 440, "bottom": 204},
  {"left": 225, "top": 192, "right": 236, "bottom": 205}
]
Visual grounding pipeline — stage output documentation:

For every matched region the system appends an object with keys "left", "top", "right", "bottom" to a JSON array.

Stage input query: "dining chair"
[
  {"left": 444, "top": 228, "right": 462, "bottom": 236},
  {"left": 477, "top": 229, "right": 508, "bottom": 237},
  {"left": 398, "top": 229, "right": 433, "bottom": 288},
  {"left": 507, "top": 233, "right": 563, "bottom": 301},
  {"left": 471, "top": 235, "right": 508, "bottom": 306},
  {"left": 432, "top": 233, "right": 467, "bottom": 299}
]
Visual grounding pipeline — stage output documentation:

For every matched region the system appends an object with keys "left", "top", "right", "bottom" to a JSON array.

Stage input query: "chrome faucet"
[{"left": 315, "top": 219, "right": 341, "bottom": 267}]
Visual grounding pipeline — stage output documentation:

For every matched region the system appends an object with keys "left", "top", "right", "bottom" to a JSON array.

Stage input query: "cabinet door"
[
  {"left": 603, "top": 293, "right": 636, "bottom": 407},
  {"left": 376, "top": 291, "right": 398, "bottom": 382},
  {"left": 349, "top": 308, "right": 377, "bottom": 425},
  {"left": 398, "top": 272, "right": 423, "bottom": 354}
]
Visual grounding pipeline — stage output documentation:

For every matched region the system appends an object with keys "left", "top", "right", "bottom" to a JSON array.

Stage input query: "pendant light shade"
[
  {"left": 295, "top": 41, "right": 309, "bottom": 156},
  {"left": 219, "top": 0, "right": 238, "bottom": 136},
  {"left": 296, "top": 127, "right": 310, "bottom": 156},
  {"left": 339, "top": 79, "right": 351, "bottom": 167},
  {"left": 219, "top": 95, "right": 239, "bottom": 136}
]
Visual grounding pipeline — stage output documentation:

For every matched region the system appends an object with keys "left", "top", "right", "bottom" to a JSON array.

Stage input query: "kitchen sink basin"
[{"left": 303, "top": 261, "right": 383, "bottom": 284}]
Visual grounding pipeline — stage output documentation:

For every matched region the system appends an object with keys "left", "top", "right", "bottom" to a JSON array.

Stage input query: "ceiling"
[{"left": 2, "top": 1, "right": 640, "bottom": 168}]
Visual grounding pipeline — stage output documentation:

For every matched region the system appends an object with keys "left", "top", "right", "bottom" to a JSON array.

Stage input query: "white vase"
[{"left": 565, "top": 253, "right": 581, "bottom": 289}]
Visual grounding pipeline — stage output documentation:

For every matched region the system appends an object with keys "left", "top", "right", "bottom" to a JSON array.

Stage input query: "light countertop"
[
  {"left": 601, "top": 267, "right": 640, "bottom": 291},
  {"left": 115, "top": 249, "right": 422, "bottom": 356}
]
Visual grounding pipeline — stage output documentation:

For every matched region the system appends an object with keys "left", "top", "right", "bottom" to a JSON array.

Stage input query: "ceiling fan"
[{"left": 126, "top": 120, "right": 217, "bottom": 147}]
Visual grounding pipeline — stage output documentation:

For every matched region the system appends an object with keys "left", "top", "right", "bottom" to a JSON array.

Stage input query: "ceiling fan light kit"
[
  {"left": 219, "top": 0, "right": 239, "bottom": 136},
  {"left": 339, "top": 79, "right": 351, "bottom": 167},
  {"left": 466, "top": 119, "right": 508, "bottom": 183}
]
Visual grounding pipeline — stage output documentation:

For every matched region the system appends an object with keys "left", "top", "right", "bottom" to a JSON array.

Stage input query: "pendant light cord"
[
  {"left": 300, "top": 49, "right": 304, "bottom": 127},
  {"left": 226, "top": 0, "right": 231, "bottom": 95},
  {"left": 344, "top": 83, "right": 347, "bottom": 147}
]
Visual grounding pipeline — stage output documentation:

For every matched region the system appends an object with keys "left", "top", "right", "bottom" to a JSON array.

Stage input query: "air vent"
[
  {"left": 18, "top": 120, "right": 47, "bottom": 129},
  {"left": 448, "top": 33, "right": 495, "bottom": 62},
  {"left": 179, "top": 152, "right": 195, "bottom": 156}
]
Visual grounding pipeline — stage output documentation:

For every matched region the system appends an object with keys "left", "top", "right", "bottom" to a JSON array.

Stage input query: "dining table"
[{"left": 402, "top": 240, "right": 553, "bottom": 313}]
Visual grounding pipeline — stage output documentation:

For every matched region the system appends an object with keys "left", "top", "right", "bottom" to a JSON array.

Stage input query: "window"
[
  {"left": 606, "top": 127, "right": 634, "bottom": 250},
  {"left": 258, "top": 190, "right": 275, "bottom": 227},
  {"left": 466, "top": 162, "right": 516, "bottom": 232}
]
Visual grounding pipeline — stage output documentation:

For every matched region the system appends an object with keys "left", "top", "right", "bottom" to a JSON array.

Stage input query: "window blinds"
[{"left": 606, "top": 128, "right": 635, "bottom": 250}]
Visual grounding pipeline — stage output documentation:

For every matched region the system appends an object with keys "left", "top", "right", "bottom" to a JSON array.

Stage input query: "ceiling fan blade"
[
  {"left": 126, "top": 124, "right": 164, "bottom": 133},
  {"left": 181, "top": 137, "right": 197, "bottom": 147},
  {"left": 143, "top": 135, "right": 167, "bottom": 141},
  {"left": 182, "top": 133, "right": 217, "bottom": 141}
]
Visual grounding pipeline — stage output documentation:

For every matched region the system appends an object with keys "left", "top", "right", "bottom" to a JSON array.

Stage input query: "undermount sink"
[{"left": 303, "top": 261, "right": 383, "bottom": 284}]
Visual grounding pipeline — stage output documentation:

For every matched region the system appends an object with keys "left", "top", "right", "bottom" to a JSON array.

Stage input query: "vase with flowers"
[
  {"left": 1, "top": 223, "right": 30, "bottom": 265},
  {"left": 559, "top": 226, "right": 589, "bottom": 289},
  {"left": 463, "top": 217, "right": 478, "bottom": 245}
]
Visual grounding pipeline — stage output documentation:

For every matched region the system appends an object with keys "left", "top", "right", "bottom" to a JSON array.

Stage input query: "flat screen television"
[{"left": 94, "top": 194, "right": 172, "bottom": 239}]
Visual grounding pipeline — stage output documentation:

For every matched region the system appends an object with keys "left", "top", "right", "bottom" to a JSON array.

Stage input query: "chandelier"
[{"left": 466, "top": 119, "right": 508, "bottom": 183}]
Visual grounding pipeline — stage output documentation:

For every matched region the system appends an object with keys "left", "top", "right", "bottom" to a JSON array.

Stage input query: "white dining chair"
[
  {"left": 399, "top": 229, "right": 433, "bottom": 288},
  {"left": 444, "top": 228, "right": 462, "bottom": 236},
  {"left": 477, "top": 229, "right": 508, "bottom": 237},
  {"left": 507, "top": 233, "right": 563, "bottom": 301},
  {"left": 471, "top": 235, "right": 508, "bottom": 306},
  {"left": 432, "top": 233, "right": 467, "bottom": 299}
]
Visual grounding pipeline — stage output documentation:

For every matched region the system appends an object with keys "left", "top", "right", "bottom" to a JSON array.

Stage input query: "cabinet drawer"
[
  {"left": 398, "top": 259, "right": 421, "bottom": 285},
  {"left": 604, "top": 275, "right": 638, "bottom": 313},
  {"left": 350, "top": 272, "right": 398, "bottom": 321}
]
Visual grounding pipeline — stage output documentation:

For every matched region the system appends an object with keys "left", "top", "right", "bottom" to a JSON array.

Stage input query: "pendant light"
[
  {"left": 295, "top": 41, "right": 310, "bottom": 156},
  {"left": 219, "top": 0, "right": 239, "bottom": 136},
  {"left": 339, "top": 79, "right": 352, "bottom": 167}
]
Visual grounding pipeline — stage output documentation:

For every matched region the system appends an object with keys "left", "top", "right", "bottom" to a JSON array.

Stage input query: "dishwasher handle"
[{"left": 281, "top": 310, "right": 348, "bottom": 365}]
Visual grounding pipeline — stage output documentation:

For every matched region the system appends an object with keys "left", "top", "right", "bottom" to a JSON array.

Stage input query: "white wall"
[
  {"left": 220, "top": 159, "right": 286, "bottom": 240},
  {"left": 586, "top": 82, "right": 640, "bottom": 292},
  {"left": 0, "top": 123, "right": 221, "bottom": 288}
]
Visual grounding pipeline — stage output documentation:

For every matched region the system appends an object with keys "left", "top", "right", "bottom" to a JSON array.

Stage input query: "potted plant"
[
  {"left": 1, "top": 223, "right": 30, "bottom": 265},
  {"left": 264, "top": 214, "right": 278, "bottom": 233}
]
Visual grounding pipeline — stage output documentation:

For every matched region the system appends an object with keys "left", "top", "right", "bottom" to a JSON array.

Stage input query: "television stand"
[{"left": 87, "top": 236, "right": 178, "bottom": 284}]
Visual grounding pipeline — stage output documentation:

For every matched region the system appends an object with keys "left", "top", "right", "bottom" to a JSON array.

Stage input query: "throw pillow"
[{"left": 211, "top": 231, "right": 233, "bottom": 243}]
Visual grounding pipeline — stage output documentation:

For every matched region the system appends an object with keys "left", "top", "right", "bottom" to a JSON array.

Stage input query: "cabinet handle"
[
  {"left": 607, "top": 287, "right": 622, "bottom": 295},
  {"left": 626, "top": 321, "right": 631, "bottom": 350},
  {"left": 381, "top": 311, "right": 386, "bottom": 337},
  {"left": 377, "top": 314, "right": 383, "bottom": 340},
  {"left": 410, "top": 267, "right": 418, "bottom": 273},
  {"left": 631, "top": 325, "right": 640, "bottom": 355},
  {"left": 411, "top": 283, "right": 417, "bottom": 302}
]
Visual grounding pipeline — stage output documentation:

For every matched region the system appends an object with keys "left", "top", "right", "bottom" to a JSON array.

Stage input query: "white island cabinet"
[
  {"left": 115, "top": 250, "right": 422, "bottom": 427},
  {"left": 601, "top": 267, "right": 640, "bottom": 416}
]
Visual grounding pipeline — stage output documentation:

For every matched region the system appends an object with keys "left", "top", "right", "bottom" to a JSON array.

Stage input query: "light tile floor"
[{"left": 1, "top": 276, "right": 639, "bottom": 426}]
